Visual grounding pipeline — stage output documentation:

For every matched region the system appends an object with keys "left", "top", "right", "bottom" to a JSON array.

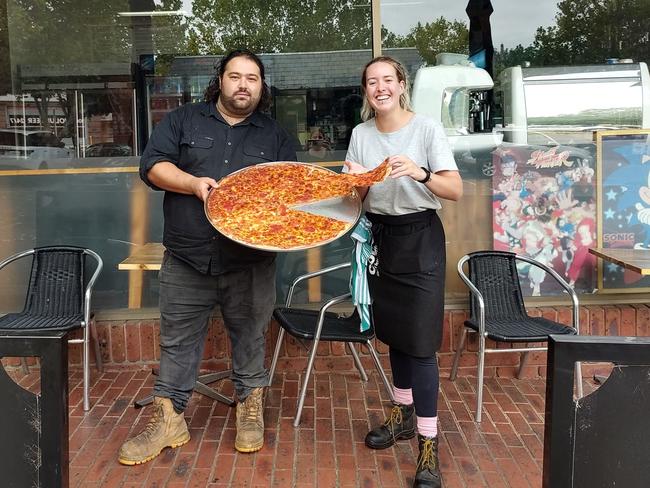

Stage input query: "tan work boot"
[
  {"left": 235, "top": 387, "right": 265, "bottom": 453},
  {"left": 118, "top": 396, "right": 190, "bottom": 465}
]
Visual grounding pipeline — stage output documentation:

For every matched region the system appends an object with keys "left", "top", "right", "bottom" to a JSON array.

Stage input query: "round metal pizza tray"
[{"left": 204, "top": 161, "right": 362, "bottom": 252}]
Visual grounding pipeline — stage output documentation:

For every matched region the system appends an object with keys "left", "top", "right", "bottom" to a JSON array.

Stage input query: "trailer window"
[{"left": 524, "top": 79, "right": 643, "bottom": 129}]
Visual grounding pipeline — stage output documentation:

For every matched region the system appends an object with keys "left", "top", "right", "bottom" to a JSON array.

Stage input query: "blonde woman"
[{"left": 345, "top": 56, "right": 462, "bottom": 488}]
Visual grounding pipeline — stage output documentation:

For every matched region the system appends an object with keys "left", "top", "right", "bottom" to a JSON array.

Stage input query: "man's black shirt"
[{"left": 140, "top": 101, "right": 297, "bottom": 274}]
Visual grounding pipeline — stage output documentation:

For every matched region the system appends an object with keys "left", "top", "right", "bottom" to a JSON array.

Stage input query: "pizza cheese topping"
[{"left": 205, "top": 161, "right": 390, "bottom": 250}]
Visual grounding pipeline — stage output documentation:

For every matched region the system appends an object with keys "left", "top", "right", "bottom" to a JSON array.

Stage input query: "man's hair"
[
  {"left": 203, "top": 49, "right": 272, "bottom": 112},
  {"left": 360, "top": 55, "right": 413, "bottom": 121}
]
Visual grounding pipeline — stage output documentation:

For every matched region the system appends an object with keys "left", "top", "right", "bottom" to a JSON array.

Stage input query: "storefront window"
[
  {"left": 2, "top": 1, "right": 137, "bottom": 163},
  {"left": 0, "top": 0, "right": 373, "bottom": 311},
  {"left": 490, "top": 0, "right": 649, "bottom": 296},
  {"left": 0, "top": 1, "right": 648, "bottom": 313},
  {"left": 379, "top": 0, "right": 650, "bottom": 299}
]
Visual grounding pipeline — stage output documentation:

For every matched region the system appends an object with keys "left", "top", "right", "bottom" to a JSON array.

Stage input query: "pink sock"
[
  {"left": 393, "top": 386, "right": 413, "bottom": 405},
  {"left": 417, "top": 416, "right": 438, "bottom": 438}
]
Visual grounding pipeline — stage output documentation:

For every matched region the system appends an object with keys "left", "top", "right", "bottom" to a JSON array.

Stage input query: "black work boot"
[
  {"left": 413, "top": 434, "right": 442, "bottom": 488},
  {"left": 365, "top": 403, "right": 415, "bottom": 449}
]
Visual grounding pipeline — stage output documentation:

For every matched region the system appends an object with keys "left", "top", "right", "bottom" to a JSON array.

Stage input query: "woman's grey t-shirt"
[{"left": 345, "top": 114, "right": 458, "bottom": 215}]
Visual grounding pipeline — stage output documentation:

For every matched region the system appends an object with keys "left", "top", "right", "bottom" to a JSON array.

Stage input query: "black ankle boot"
[
  {"left": 365, "top": 403, "right": 415, "bottom": 449},
  {"left": 413, "top": 435, "right": 441, "bottom": 488}
]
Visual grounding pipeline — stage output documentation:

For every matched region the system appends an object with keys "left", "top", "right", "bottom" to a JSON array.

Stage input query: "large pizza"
[{"left": 205, "top": 160, "right": 390, "bottom": 251}]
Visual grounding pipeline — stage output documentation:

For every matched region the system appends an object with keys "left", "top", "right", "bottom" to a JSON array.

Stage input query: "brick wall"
[{"left": 6, "top": 304, "right": 646, "bottom": 378}]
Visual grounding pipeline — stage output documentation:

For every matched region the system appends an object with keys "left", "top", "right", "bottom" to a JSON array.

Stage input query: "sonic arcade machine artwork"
[{"left": 597, "top": 129, "right": 650, "bottom": 292}]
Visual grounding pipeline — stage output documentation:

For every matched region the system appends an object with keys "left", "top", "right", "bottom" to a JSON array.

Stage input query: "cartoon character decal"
[
  {"left": 600, "top": 138, "right": 650, "bottom": 288},
  {"left": 492, "top": 145, "right": 597, "bottom": 295},
  {"left": 633, "top": 175, "right": 650, "bottom": 250}
]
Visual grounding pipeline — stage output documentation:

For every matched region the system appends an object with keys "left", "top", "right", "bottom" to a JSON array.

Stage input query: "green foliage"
[
  {"left": 551, "top": 0, "right": 649, "bottom": 64},
  {"left": 186, "top": 0, "right": 371, "bottom": 55},
  {"left": 498, "top": 0, "right": 650, "bottom": 68},
  {"left": 4, "top": 0, "right": 648, "bottom": 92},
  {"left": 4, "top": 0, "right": 191, "bottom": 130},
  {"left": 7, "top": 0, "right": 132, "bottom": 65},
  {"left": 0, "top": 1, "right": 11, "bottom": 94},
  {"left": 383, "top": 17, "right": 469, "bottom": 65},
  {"left": 494, "top": 43, "right": 537, "bottom": 74}
]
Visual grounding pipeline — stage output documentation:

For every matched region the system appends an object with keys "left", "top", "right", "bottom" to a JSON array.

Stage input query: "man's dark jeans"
[{"left": 153, "top": 251, "right": 276, "bottom": 412}]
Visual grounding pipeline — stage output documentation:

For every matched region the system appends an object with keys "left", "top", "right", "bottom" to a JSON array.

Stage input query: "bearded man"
[{"left": 118, "top": 49, "right": 296, "bottom": 465}]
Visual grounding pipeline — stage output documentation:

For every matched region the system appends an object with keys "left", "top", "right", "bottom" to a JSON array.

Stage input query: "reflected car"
[
  {"left": 0, "top": 129, "right": 71, "bottom": 169},
  {"left": 85, "top": 143, "right": 132, "bottom": 157},
  {"left": 447, "top": 130, "right": 504, "bottom": 179},
  {"left": 452, "top": 129, "right": 596, "bottom": 180}
]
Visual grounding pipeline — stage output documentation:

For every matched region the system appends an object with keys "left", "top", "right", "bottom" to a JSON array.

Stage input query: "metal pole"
[{"left": 371, "top": 0, "right": 382, "bottom": 58}]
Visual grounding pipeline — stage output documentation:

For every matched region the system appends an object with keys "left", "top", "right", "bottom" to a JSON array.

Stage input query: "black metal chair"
[
  {"left": 451, "top": 250, "right": 583, "bottom": 422},
  {"left": 0, "top": 246, "right": 103, "bottom": 411},
  {"left": 269, "top": 262, "right": 394, "bottom": 426}
]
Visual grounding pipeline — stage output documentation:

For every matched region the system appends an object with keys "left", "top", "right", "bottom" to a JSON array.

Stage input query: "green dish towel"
[{"left": 350, "top": 215, "right": 373, "bottom": 332}]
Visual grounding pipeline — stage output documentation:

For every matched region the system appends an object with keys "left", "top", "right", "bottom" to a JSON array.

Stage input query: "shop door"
[{"left": 75, "top": 86, "right": 137, "bottom": 158}]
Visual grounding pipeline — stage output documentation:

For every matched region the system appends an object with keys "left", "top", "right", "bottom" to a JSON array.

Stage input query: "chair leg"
[
  {"left": 575, "top": 361, "right": 584, "bottom": 398},
  {"left": 89, "top": 316, "right": 103, "bottom": 374},
  {"left": 82, "top": 323, "right": 90, "bottom": 411},
  {"left": 517, "top": 351, "right": 530, "bottom": 379},
  {"left": 20, "top": 357, "right": 30, "bottom": 375},
  {"left": 347, "top": 342, "right": 368, "bottom": 382},
  {"left": 268, "top": 328, "right": 285, "bottom": 387},
  {"left": 365, "top": 340, "right": 395, "bottom": 403},
  {"left": 476, "top": 334, "right": 486, "bottom": 423},
  {"left": 450, "top": 327, "right": 468, "bottom": 381},
  {"left": 294, "top": 336, "right": 320, "bottom": 427}
]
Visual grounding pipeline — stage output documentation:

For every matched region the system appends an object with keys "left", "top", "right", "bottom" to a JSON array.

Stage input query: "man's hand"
[
  {"left": 147, "top": 161, "right": 219, "bottom": 201},
  {"left": 191, "top": 176, "right": 219, "bottom": 202}
]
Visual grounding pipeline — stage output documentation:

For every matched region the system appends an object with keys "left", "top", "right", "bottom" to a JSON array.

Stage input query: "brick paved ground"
[{"left": 9, "top": 364, "right": 597, "bottom": 488}]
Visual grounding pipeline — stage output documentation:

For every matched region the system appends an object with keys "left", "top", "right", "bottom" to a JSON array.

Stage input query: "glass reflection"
[
  {"left": 525, "top": 80, "right": 643, "bottom": 129},
  {"left": 0, "top": 0, "right": 649, "bottom": 309},
  {"left": 0, "top": 0, "right": 374, "bottom": 311}
]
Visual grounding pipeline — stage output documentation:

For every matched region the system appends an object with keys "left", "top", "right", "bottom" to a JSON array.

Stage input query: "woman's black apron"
[{"left": 366, "top": 209, "right": 446, "bottom": 357}]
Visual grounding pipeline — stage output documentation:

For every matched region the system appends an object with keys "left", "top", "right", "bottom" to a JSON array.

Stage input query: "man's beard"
[{"left": 219, "top": 91, "right": 260, "bottom": 117}]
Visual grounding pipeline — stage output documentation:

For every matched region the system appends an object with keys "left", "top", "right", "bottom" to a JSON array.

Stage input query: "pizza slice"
[{"left": 339, "top": 158, "right": 391, "bottom": 187}]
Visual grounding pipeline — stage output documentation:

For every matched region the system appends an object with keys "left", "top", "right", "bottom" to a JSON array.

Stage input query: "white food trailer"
[{"left": 411, "top": 54, "right": 650, "bottom": 176}]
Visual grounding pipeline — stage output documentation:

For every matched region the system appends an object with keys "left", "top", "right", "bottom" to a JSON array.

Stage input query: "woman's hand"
[
  {"left": 343, "top": 160, "right": 367, "bottom": 174},
  {"left": 384, "top": 155, "right": 463, "bottom": 201},
  {"left": 343, "top": 160, "right": 369, "bottom": 200},
  {"left": 387, "top": 155, "right": 427, "bottom": 181}
]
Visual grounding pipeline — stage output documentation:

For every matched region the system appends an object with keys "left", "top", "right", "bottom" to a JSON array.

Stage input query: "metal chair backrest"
[
  {"left": 22, "top": 246, "right": 85, "bottom": 318},
  {"left": 467, "top": 250, "right": 528, "bottom": 323}
]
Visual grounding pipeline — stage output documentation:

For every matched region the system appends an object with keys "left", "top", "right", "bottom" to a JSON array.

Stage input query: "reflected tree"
[
  {"left": 147, "top": 0, "right": 192, "bottom": 74},
  {"left": 0, "top": 2, "right": 10, "bottom": 95},
  {"left": 3, "top": 0, "right": 191, "bottom": 149},
  {"left": 186, "top": 0, "right": 371, "bottom": 54},
  {"left": 494, "top": 43, "right": 537, "bottom": 74},
  {"left": 534, "top": 0, "right": 650, "bottom": 65},
  {"left": 7, "top": 0, "right": 131, "bottom": 65},
  {"left": 6, "top": 0, "right": 132, "bottom": 139},
  {"left": 382, "top": 17, "right": 468, "bottom": 65},
  {"left": 498, "top": 0, "right": 650, "bottom": 69}
]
